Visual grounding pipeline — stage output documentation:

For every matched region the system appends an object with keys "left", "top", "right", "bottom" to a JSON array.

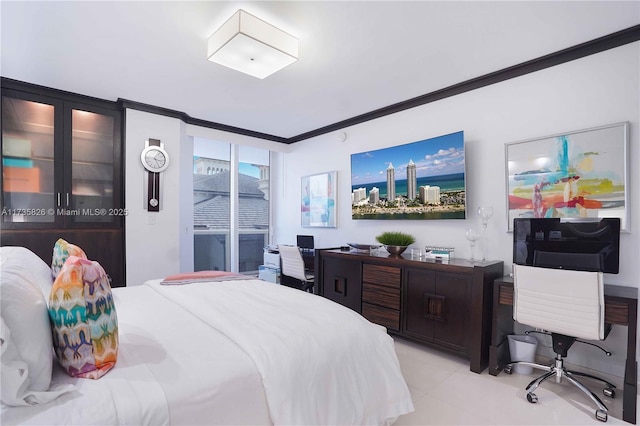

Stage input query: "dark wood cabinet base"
[
  {"left": 317, "top": 249, "right": 503, "bottom": 373},
  {"left": 1, "top": 229, "right": 125, "bottom": 287}
]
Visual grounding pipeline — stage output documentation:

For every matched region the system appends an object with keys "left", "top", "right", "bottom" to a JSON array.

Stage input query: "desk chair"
[
  {"left": 278, "top": 245, "right": 314, "bottom": 293},
  {"left": 506, "top": 264, "right": 615, "bottom": 422}
]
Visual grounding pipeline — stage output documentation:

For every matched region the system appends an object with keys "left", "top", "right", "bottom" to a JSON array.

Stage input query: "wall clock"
[
  {"left": 141, "top": 144, "right": 169, "bottom": 173},
  {"left": 140, "top": 139, "right": 169, "bottom": 211}
]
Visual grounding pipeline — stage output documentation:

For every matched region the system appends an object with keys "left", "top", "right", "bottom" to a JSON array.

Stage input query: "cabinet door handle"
[
  {"left": 423, "top": 293, "right": 446, "bottom": 322},
  {"left": 66, "top": 193, "right": 70, "bottom": 207},
  {"left": 334, "top": 277, "right": 347, "bottom": 295},
  {"left": 57, "top": 193, "right": 61, "bottom": 207}
]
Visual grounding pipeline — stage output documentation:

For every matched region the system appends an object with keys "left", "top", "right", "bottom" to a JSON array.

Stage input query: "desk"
[
  {"left": 489, "top": 276, "right": 638, "bottom": 424},
  {"left": 280, "top": 248, "right": 341, "bottom": 291},
  {"left": 301, "top": 249, "right": 315, "bottom": 270}
]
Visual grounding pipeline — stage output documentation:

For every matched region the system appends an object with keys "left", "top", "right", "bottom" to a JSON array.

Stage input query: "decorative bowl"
[
  {"left": 347, "top": 243, "right": 381, "bottom": 251},
  {"left": 385, "top": 245, "right": 408, "bottom": 255}
]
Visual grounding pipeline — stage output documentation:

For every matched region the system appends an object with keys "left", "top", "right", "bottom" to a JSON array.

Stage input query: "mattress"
[{"left": 2, "top": 278, "right": 413, "bottom": 425}]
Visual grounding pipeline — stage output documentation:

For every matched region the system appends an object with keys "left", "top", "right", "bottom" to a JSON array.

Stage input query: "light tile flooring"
[{"left": 393, "top": 337, "right": 635, "bottom": 425}]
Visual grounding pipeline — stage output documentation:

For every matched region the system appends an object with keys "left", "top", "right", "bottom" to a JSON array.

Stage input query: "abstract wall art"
[
  {"left": 505, "top": 122, "right": 629, "bottom": 231},
  {"left": 301, "top": 171, "right": 337, "bottom": 228}
]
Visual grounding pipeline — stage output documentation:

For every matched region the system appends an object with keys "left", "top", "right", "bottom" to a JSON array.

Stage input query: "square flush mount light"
[{"left": 207, "top": 9, "right": 298, "bottom": 79}]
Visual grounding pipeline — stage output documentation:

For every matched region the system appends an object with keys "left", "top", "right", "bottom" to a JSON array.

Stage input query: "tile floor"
[{"left": 393, "top": 337, "right": 635, "bottom": 425}]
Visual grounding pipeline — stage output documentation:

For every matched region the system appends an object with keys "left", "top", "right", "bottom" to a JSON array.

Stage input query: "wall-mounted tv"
[
  {"left": 513, "top": 217, "right": 620, "bottom": 274},
  {"left": 350, "top": 131, "right": 466, "bottom": 220}
]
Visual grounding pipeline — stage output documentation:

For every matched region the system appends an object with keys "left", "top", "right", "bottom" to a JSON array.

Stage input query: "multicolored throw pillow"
[
  {"left": 51, "top": 238, "right": 87, "bottom": 279},
  {"left": 48, "top": 256, "right": 118, "bottom": 379}
]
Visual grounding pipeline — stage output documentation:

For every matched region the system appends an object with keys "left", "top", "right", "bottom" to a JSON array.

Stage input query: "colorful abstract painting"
[
  {"left": 301, "top": 171, "right": 337, "bottom": 227},
  {"left": 505, "top": 122, "right": 629, "bottom": 231}
]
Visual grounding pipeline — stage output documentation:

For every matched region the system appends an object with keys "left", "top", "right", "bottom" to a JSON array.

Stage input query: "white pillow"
[
  {"left": 0, "top": 318, "right": 73, "bottom": 406},
  {"left": 0, "top": 247, "right": 53, "bottom": 300},
  {"left": 0, "top": 248, "right": 53, "bottom": 392}
]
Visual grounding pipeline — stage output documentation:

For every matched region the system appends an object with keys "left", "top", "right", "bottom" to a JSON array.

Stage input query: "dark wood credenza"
[{"left": 316, "top": 249, "right": 503, "bottom": 373}]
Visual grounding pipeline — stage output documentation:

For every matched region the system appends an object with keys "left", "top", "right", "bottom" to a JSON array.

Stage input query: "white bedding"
[{"left": 2, "top": 278, "right": 413, "bottom": 425}]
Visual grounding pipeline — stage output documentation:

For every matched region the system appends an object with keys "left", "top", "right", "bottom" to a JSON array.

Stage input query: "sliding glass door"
[{"left": 193, "top": 138, "right": 270, "bottom": 273}]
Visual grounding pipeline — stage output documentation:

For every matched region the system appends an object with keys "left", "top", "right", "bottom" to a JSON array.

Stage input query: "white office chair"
[
  {"left": 278, "top": 245, "right": 314, "bottom": 293},
  {"left": 506, "top": 264, "right": 615, "bottom": 422}
]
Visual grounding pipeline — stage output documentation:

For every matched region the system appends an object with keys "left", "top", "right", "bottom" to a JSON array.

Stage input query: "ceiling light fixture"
[{"left": 207, "top": 9, "right": 298, "bottom": 79}]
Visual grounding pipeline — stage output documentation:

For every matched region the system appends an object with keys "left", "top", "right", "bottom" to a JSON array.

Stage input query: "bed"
[{"left": 0, "top": 246, "right": 414, "bottom": 425}]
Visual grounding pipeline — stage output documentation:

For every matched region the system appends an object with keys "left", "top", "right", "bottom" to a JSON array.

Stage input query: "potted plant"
[{"left": 375, "top": 231, "right": 416, "bottom": 255}]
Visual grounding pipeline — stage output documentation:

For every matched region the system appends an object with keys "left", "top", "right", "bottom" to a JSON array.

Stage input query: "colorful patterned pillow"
[
  {"left": 51, "top": 238, "right": 87, "bottom": 279},
  {"left": 48, "top": 256, "right": 118, "bottom": 379}
]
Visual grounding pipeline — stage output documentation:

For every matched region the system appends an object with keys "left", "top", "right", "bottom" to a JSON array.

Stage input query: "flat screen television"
[
  {"left": 513, "top": 217, "right": 620, "bottom": 274},
  {"left": 350, "top": 131, "right": 466, "bottom": 220}
]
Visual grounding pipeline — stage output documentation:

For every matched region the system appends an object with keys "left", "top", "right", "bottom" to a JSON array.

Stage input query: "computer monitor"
[
  {"left": 513, "top": 218, "right": 620, "bottom": 274},
  {"left": 533, "top": 250, "right": 603, "bottom": 271},
  {"left": 296, "top": 235, "right": 315, "bottom": 250}
]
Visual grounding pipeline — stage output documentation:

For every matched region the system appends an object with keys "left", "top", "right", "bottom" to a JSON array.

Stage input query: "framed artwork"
[
  {"left": 505, "top": 122, "right": 629, "bottom": 231},
  {"left": 350, "top": 131, "right": 466, "bottom": 220},
  {"left": 301, "top": 171, "right": 337, "bottom": 228}
]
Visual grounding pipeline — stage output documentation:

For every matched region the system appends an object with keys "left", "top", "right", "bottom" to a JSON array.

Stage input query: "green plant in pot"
[{"left": 375, "top": 231, "right": 416, "bottom": 255}]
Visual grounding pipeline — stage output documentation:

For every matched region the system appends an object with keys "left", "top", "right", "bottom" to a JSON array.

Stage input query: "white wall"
[
  {"left": 272, "top": 43, "right": 640, "bottom": 378},
  {"left": 178, "top": 121, "right": 194, "bottom": 277},
  {"left": 124, "top": 110, "right": 193, "bottom": 285}
]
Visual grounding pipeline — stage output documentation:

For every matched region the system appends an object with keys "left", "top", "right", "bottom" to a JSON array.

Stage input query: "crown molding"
[
  {"left": 117, "top": 99, "right": 288, "bottom": 144},
  {"left": 3, "top": 24, "right": 638, "bottom": 145},
  {"left": 287, "top": 24, "right": 640, "bottom": 143}
]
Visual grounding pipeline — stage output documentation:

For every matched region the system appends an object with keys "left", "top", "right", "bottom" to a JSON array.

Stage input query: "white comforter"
[
  {"left": 2, "top": 279, "right": 413, "bottom": 425},
  {"left": 149, "top": 279, "right": 414, "bottom": 425}
]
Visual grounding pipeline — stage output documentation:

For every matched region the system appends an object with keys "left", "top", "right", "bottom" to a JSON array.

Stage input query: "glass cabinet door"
[
  {"left": 69, "top": 108, "right": 116, "bottom": 223},
  {"left": 1, "top": 95, "right": 59, "bottom": 224}
]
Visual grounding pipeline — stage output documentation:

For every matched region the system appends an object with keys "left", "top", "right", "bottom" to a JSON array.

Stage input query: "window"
[{"left": 193, "top": 138, "right": 270, "bottom": 273}]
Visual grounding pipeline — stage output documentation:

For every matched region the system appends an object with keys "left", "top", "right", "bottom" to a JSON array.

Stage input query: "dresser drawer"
[
  {"left": 362, "top": 282, "right": 400, "bottom": 310},
  {"left": 362, "top": 302, "right": 400, "bottom": 331},
  {"left": 605, "top": 299, "right": 629, "bottom": 325},
  {"left": 362, "top": 264, "right": 401, "bottom": 288}
]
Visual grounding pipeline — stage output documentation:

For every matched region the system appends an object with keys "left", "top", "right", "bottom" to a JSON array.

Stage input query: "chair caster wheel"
[
  {"left": 595, "top": 409, "right": 608, "bottom": 422},
  {"left": 527, "top": 392, "right": 538, "bottom": 403},
  {"left": 603, "top": 387, "right": 615, "bottom": 398},
  {"left": 504, "top": 365, "right": 513, "bottom": 374}
]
